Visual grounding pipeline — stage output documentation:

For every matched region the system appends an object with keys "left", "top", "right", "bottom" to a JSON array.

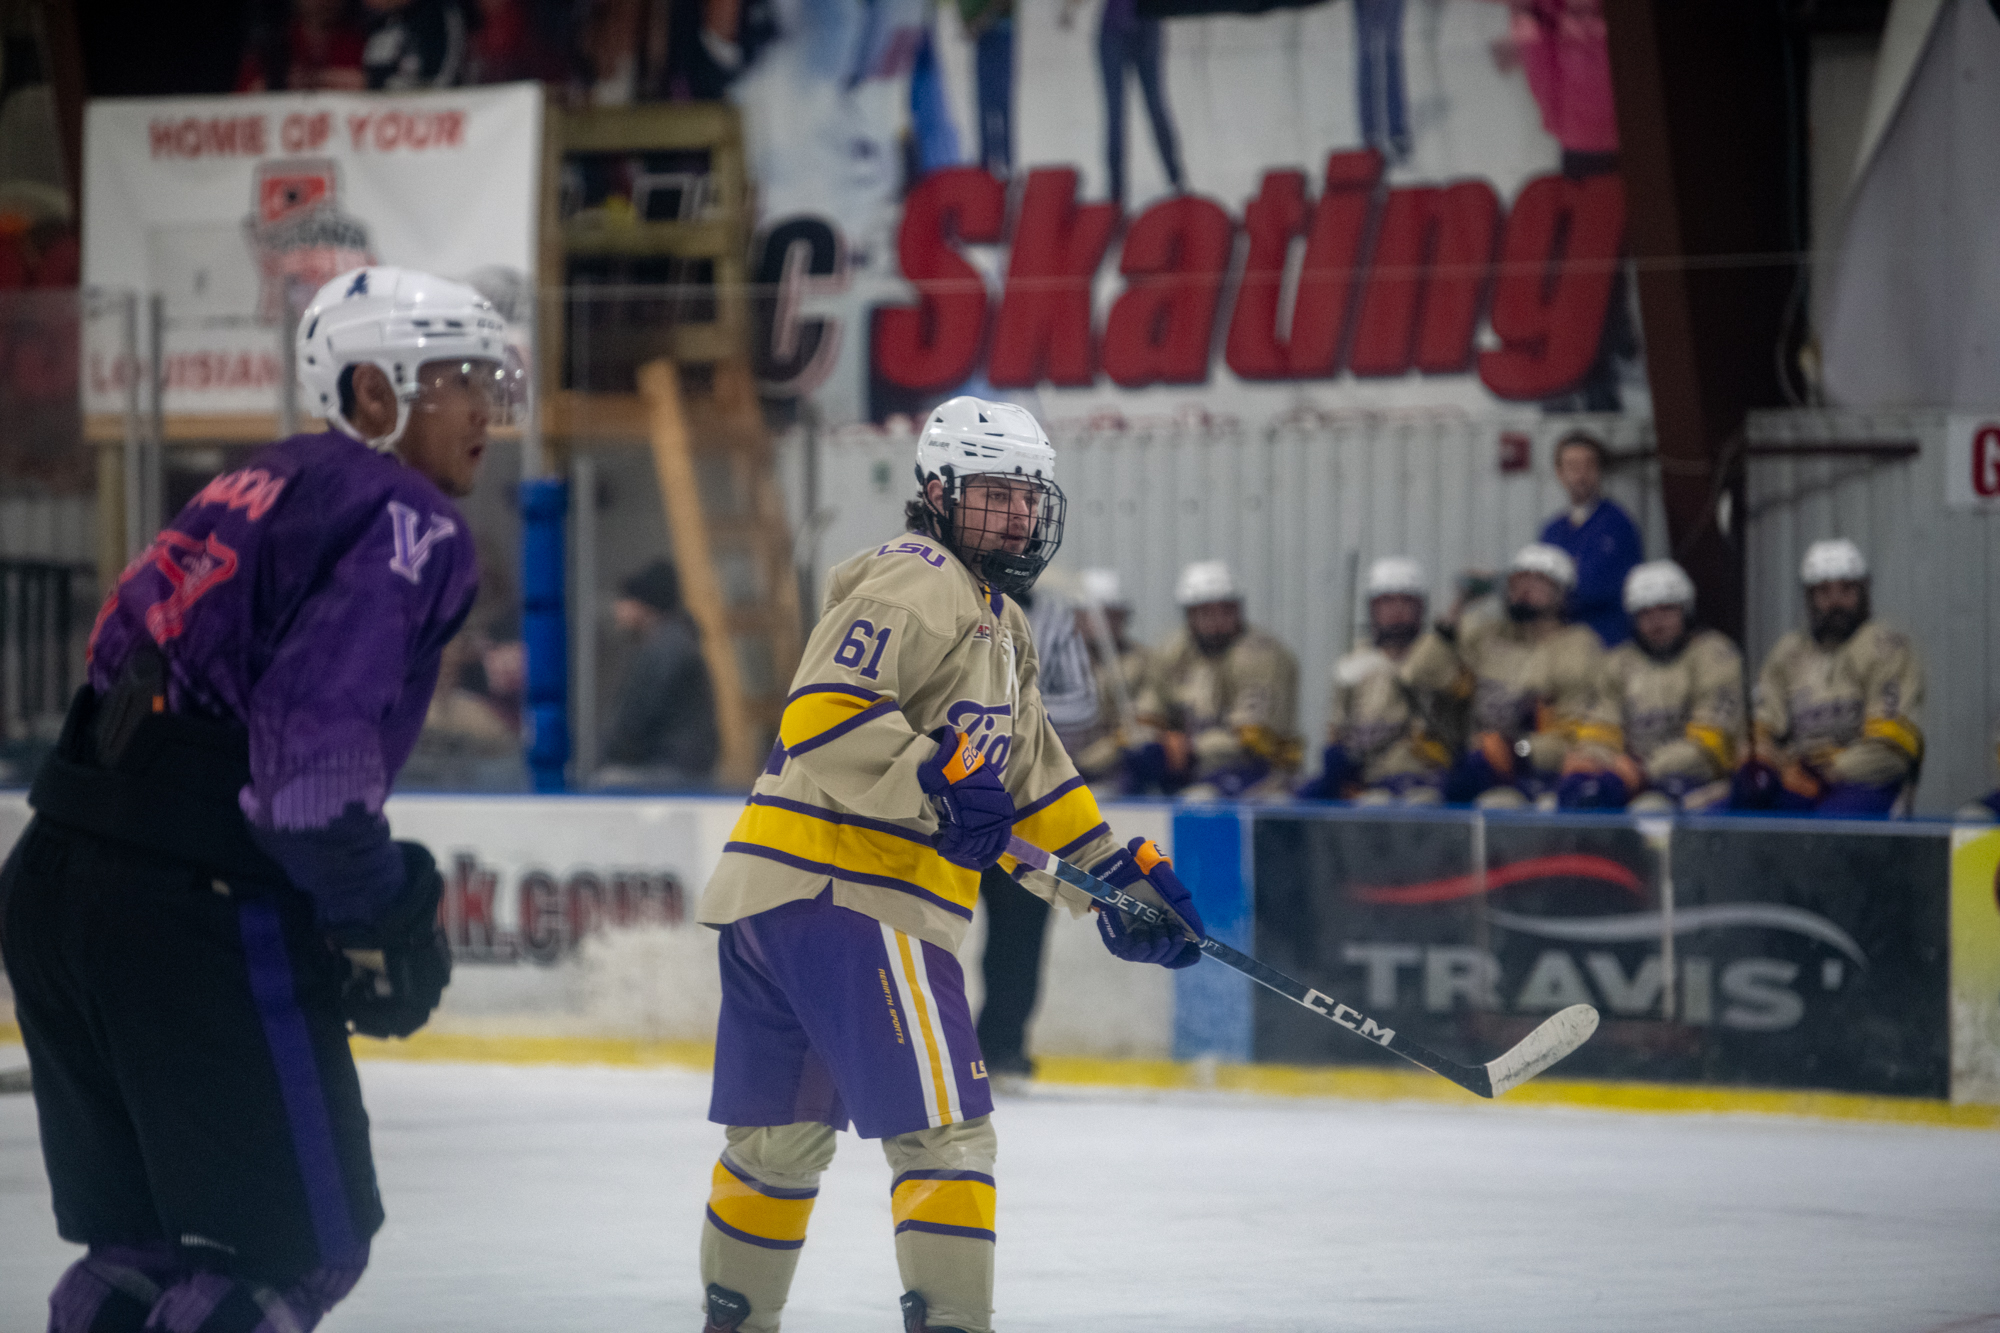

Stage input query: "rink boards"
[{"left": 2, "top": 793, "right": 1998, "bottom": 1111}]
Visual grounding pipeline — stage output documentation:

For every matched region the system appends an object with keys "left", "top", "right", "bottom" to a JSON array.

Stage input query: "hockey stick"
[{"left": 1007, "top": 836, "right": 1599, "bottom": 1098}]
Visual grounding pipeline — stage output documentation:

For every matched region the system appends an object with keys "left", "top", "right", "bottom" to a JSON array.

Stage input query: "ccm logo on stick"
[{"left": 1302, "top": 990, "right": 1396, "bottom": 1045}]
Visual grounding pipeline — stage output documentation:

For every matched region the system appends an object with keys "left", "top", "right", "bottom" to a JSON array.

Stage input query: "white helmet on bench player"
[
  {"left": 1800, "top": 538, "right": 1867, "bottom": 586},
  {"left": 913, "top": 396, "right": 1065, "bottom": 595},
  {"left": 1365, "top": 556, "right": 1426, "bottom": 601},
  {"left": 298, "top": 266, "right": 522, "bottom": 452},
  {"left": 1623, "top": 559, "right": 1696, "bottom": 615}
]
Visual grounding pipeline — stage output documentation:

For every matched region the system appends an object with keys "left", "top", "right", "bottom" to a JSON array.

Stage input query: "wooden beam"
[
  {"left": 638, "top": 357, "right": 759, "bottom": 786},
  {"left": 1603, "top": 0, "right": 1797, "bottom": 642}
]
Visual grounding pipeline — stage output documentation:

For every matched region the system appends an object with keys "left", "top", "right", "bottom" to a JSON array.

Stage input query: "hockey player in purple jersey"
[{"left": 0, "top": 265, "right": 519, "bottom": 1333}]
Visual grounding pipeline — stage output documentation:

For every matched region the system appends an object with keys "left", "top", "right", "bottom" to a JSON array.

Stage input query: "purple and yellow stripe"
[
  {"left": 891, "top": 1169, "right": 996, "bottom": 1243},
  {"left": 724, "top": 795, "right": 981, "bottom": 919},
  {"left": 705, "top": 1156, "right": 819, "bottom": 1251},
  {"left": 1006, "top": 776, "right": 1109, "bottom": 867},
  {"left": 779, "top": 684, "right": 899, "bottom": 758}
]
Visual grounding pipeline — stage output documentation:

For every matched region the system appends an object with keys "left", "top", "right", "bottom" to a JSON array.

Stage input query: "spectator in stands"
[
  {"left": 361, "top": 0, "right": 469, "bottom": 88},
  {"left": 1297, "top": 556, "right": 1462, "bottom": 804},
  {"left": 1539, "top": 431, "right": 1641, "bottom": 646},
  {"left": 1732, "top": 539, "right": 1924, "bottom": 816},
  {"left": 1419, "top": 542, "right": 1617, "bottom": 808},
  {"left": 1127, "top": 559, "right": 1300, "bottom": 799},
  {"left": 401, "top": 630, "right": 527, "bottom": 790},
  {"left": 973, "top": 577, "right": 1098, "bottom": 1086},
  {"left": 238, "top": 0, "right": 369, "bottom": 90},
  {"left": 594, "top": 559, "right": 719, "bottom": 790},
  {"left": 1067, "top": 567, "right": 1149, "bottom": 785},
  {"left": 1597, "top": 560, "right": 1744, "bottom": 812},
  {"left": 466, "top": 0, "right": 535, "bottom": 83}
]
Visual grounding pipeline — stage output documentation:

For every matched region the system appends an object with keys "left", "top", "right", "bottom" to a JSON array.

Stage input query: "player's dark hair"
[
  {"left": 905, "top": 497, "right": 943, "bottom": 538},
  {"left": 337, "top": 365, "right": 358, "bottom": 420},
  {"left": 1554, "top": 431, "right": 1608, "bottom": 470}
]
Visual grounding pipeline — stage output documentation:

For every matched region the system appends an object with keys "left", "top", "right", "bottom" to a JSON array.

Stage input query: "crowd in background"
[{"left": 1052, "top": 430, "right": 1968, "bottom": 822}]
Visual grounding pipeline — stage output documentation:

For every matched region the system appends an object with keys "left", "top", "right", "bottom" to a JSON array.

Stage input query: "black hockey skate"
[
  {"left": 900, "top": 1290, "right": 971, "bottom": 1333},
  {"left": 704, "top": 1283, "right": 752, "bottom": 1332}
]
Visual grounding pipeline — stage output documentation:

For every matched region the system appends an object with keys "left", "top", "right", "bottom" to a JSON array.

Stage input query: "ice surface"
[{"left": 3, "top": 1044, "right": 1998, "bottom": 1332}]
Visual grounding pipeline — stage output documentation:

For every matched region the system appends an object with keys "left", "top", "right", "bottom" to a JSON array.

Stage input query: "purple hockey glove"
[
  {"left": 1091, "top": 837, "right": 1206, "bottom": 969},
  {"left": 917, "top": 727, "right": 1017, "bottom": 870}
]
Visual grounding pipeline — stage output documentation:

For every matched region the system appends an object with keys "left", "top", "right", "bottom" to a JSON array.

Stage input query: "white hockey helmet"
[
  {"left": 1624, "top": 559, "right": 1696, "bottom": 615},
  {"left": 1080, "top": 567, "right": 1127, "bottom": 607},
  {"left": 913, "top": 396, "right": 1065, "bottom": 595},
  {"left": 1800, "top": 538, "right": 1867, "bottom": 586},
  {"left": 297, "top": 265, "right": 522, "bottom": 452},
  {"left": 1176, "top": 559, "right": 1239, "bottom": 607},
  {"left": 1365, "top": 556, "right": 1426, "bottom": 601},
  {"left": 1508, "top": 542, "right": 1577, "bottom": 592}
]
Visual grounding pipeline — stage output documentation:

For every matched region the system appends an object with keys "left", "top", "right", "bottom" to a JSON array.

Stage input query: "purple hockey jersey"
[{"left": 87, "top": 429, "right": 478, "bottom": 925}]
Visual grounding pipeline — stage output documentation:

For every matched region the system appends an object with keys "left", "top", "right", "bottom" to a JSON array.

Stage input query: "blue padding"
[
  {"left": 1172, "top": 807, "right": 1253, "bottom": 1061},
  {"left": 519, "top": 478, "right": 569, "bottom": 791}
]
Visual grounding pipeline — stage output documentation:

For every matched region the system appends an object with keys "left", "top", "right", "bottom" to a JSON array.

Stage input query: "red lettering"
[
  {"left": 1100, "top": 195, "right": 1234, "bottom": 388},
  {"left": 1224, "top": 170, "right": 1311, "bottom": 380},
  {"left": 149, "top": 116, "right": 266, "bottom": 159},
  {"left": 519, "top": 871, "right": 564, "bottom": 963},
  {"left": 348, "top": 114, "right": 371, "bottom": 150},
  {"left": 988, "top": 169, "right": 1119, "bottom": 388},
  {"left": 1976, "top": 426, "right": 2000, "bottom": 498},
  {"left": 1478, "top": 174, "right": 1625, "bottom": 400},
  {"left": 873, "top": 167, "right": 1006, "bottom": 391},
  {"left": 279, "top": 112, "right": 330, "bottom": 153},
  {"left": 438, "top": 110, "right": 464, "bottom": 147},
  {"left": 452, "top": 855, "right": 500, "bottom": 952},
  {"left": 1287, "top": 149, "right": 1383, "bottom": 377},
  {"left": 566, "top": 872, "right": 606, "bottom": 942},
  {"left": 1348, "top": 180, "right": 1500, "bottom": 376}
]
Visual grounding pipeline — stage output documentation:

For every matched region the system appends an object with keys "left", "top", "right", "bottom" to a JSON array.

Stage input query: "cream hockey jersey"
[
  {"left": 1752, "top": 620, "right": 1925, "bottom": 788},
  {"left": 1326, "top": 635, "right": 1460, "bottom": 784},
  {"left": 699, "top": 533, "right": 1129, "bottom": 952},
  {"left": 1407, "top": 618, "right": 1616, "bottom": 772},
  {"left": 1602, "top": 630, "right": 1745, "bottom": 783},
  {"left": 1136, "top": 627, "right": 1303, "bottom": 781}
]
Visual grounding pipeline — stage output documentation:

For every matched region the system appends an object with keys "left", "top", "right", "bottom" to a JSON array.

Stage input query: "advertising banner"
[
  {"left": 81, "top": 84, "right": 541, "bottom": 417},
  {"left": 1952, "top": 826, "right": 2000, "bottom": 1103},
  {"left": 1252, "top": 811, "right": 1949, "bottom": 1097},
  {"left": 729, "top": 1, "right": 1644, "bottom": 428}
]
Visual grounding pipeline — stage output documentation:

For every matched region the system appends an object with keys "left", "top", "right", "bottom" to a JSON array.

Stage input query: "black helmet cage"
[{"left": 913, "top": 460, "right": 1067, "bottom": 596}]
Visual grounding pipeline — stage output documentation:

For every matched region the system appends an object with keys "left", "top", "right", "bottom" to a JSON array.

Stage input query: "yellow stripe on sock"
[
  {"left": 707, "top": 1160, "right": 816, "bottom": 1244},
  {"left": 892, "top": 1177, "right": 996, "bottom": 1233}
]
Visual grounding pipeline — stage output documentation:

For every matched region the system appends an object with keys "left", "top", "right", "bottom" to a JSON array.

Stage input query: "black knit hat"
[{"left": 620, "top": 560, "right": 682, "bottom": 613}]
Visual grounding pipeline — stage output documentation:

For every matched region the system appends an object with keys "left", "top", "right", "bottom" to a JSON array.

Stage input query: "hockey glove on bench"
[
  {"left": 328, "top": 841, "right": 453, "bottom": 1040},
  {"left": 918, "top": 727, "right": 1017, "bottom": 870},
  {"left": 1092, "top": 837, "right": 1206, "bottom": 969}
]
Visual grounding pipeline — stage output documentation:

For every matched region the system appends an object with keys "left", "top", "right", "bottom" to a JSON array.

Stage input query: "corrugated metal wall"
[
  {"left": 1744, "top": 410, "right": 1996, "bottom": 815},
  {"left": 785, "top": 414, "right": 1667, "bottom": 779},
  {"left": 784, "top": 408, "right": 1997, "bottom": 814}
]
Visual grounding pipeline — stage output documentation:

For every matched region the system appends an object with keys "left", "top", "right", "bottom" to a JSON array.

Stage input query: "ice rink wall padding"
[{"left": 3, "top": 793, "right": 1998, "bottom": 1108}]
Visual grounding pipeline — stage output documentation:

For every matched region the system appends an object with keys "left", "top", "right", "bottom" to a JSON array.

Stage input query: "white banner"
[
  {"left": 81, "top": 84, "right": 542, "bottom": 417},
  {"left": 1944, "top": 412, "right": 2000, "bottom": 510},
  {"left": 0, "top": 793, "right": 1177, "bottom": 1056},
  {"left": 733, "top": 1, "right": 1645, "bottom": 429}
]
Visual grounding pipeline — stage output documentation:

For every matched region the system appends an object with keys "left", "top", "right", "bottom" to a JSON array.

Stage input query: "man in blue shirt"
[{"left": 1539, "top": 431, "right": 1642, "bottom": 646}]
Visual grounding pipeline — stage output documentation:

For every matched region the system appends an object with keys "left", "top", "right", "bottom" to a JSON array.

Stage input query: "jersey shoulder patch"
[{"left": 824, "top": 535, "right": 976, "bottom": 636}]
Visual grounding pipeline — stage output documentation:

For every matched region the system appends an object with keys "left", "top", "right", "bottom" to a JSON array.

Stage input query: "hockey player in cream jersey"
[
  {"left": 1126, "top": 559, "right": 1302, "bottom": 799},
  {"left": 1414, "top": 543, "right": 1621, "bottom": 808},
  {"left": 1601, "top": 560, "right": 1745, "bottom": 812},
  {"left": 694, "top": 398, "right": 1205, "bottom": 1333},
  {"left": 1732, "top": 539, "right": 1924, "bottom": 815},
  {"left": 1297, "top": 557, "right": 1460, "bottom": 803}
]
